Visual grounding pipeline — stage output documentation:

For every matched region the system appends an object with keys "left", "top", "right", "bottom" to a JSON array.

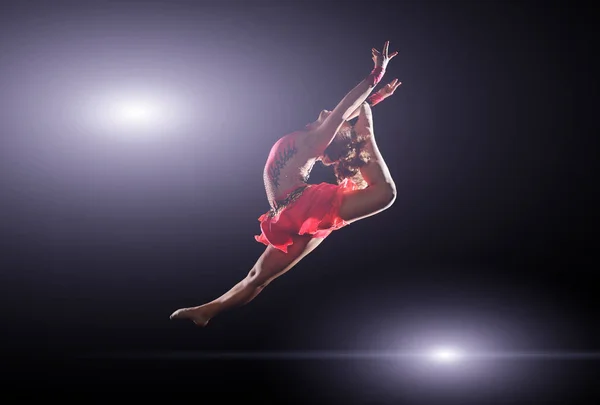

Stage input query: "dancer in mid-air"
[{"left": 171, "top": 41, "right": 400, "bottom": 326}]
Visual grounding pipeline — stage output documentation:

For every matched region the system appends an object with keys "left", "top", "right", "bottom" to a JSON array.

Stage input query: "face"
[
  {"left": 318, "top": 109, "right": 332, "bottom": 122},
  {"left": 306, "top": 110, "right": 332, "bottom": 131}
]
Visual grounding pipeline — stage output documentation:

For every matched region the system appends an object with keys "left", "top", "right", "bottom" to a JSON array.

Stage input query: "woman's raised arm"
[
  {"left": 345, "top": 78, "right": 402, "bottom": 121},
  {"left": 307, "top": 41, "right": 398, "bottom": 154}
]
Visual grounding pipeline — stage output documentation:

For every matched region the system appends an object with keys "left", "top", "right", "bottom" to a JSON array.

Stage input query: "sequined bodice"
[{"left": 263, "top": 131, "right": 317, "bottom": 209}]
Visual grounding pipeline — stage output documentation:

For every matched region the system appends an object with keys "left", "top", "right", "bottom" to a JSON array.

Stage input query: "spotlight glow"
[
  {"left": 79, "top": 84, "right": 192, "bottom": 138},
  {"left": 113, "top": 100, "right": 156, "bottom": 124},
  {"left": 429, "top": 347, "right": 463, "bottom": 363},
  {"left": 107, "top": 96, "right": 165, "bottom": 129}
]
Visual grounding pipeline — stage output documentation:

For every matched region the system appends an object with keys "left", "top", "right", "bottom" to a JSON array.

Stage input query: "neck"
[{"left": 305, "top": 121, "right": 320, "bottom": 130}]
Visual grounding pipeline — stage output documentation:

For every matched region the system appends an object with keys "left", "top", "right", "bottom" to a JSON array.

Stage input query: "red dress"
[
  {"left": 255, "top": 178, "right": 359, "bottom": 253},
  {"left": 255, "top": 65, "right": 388, "bottom": 253}
]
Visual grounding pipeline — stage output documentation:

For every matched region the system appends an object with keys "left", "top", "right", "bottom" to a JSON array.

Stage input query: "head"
[
  {"left": 305, "top": 109, "right": 333, "bottom": 131},
  {"left": 321, "top": 126, "right": 370, "bottom": 187},
  {"left": 318, "top": 109, "right": 332, "bottom": 123}
]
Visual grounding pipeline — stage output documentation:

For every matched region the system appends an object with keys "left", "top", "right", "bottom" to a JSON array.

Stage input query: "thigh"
[
  {"left": 338, "top": 186, "right": 390, "bottom": 224},
  {"left": 253, "top": 235, "right": 325, "bottom": 285}
]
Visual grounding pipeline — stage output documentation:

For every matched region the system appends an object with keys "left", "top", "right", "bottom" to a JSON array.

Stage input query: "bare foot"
[{"left": 169, "top": 307, "right": 211, "bottom": 327}]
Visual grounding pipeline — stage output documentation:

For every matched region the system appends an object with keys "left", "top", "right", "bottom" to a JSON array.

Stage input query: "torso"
[{"left": 263, "top": 130, "right": 318, "bottom": 209}]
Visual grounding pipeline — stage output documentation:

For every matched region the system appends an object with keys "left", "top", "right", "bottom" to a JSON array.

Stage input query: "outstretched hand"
[
  {"left": 372, "top": 41, "right": 398, "bottom": 69},
  {"left": 377, "top": 78, "right": 402, "bottom": 99}
]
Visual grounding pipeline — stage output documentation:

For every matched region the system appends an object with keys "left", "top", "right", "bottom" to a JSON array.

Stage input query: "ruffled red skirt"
[{"left": 255, "top": 179, "right": 359, "bottom": 253}]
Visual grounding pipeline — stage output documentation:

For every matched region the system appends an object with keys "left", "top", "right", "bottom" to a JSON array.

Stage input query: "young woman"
[{"left": 171, "top": 41, "right": 400, "bottom": 326}]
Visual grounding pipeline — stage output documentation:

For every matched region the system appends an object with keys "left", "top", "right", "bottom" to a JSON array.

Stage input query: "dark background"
[{"left": 0, "top": 1, "right": 597, "bottom": 403}]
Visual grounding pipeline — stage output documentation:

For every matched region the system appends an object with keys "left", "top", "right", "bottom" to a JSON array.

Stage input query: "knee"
[{"left": 379, "top": 182, "right": 397, "bottom": 209}]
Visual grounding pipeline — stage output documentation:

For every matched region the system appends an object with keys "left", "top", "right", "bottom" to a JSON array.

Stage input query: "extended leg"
[{"left": 170, "top": 235, "right": 324, "bottom": 326}]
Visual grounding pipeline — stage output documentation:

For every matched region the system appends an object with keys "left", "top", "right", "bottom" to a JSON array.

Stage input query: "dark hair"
[{"left": 323, "top": 127, "right": 370, "bottom": 188}]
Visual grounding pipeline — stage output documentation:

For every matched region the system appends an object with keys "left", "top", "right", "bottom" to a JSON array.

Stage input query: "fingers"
[
  {"left": 385, "top": 79, "right": 402, "bottom": 95},
  {"left": 392, "top": 81, "right": 402, "bottom": 94},
  {"left": 373, "top": 42, "right": 398, "bottom": 67},
  {"left": 384, "top": 79, "right": 398, "bottom": 92},
  {"left": 376, "top": 41, "right": 397, "bottom": 59}
]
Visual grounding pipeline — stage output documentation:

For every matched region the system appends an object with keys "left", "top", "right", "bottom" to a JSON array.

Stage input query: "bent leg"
[
  {"left": 339, "top": 183, "right": 395, "bottom": 223},
  {"left": 170, "top": 235, "right": 325, "bottom": 326},
  {"left": 338, "top": 103, "right": 396, "bottom": 223}
]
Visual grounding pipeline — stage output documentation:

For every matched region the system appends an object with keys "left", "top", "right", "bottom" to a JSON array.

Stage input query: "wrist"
[
  {"left": 367, "top": 92, "right": 385, "bottom": 107},
  {"left": 367, "top": 66, "right": 385, "bottom": 86}
]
